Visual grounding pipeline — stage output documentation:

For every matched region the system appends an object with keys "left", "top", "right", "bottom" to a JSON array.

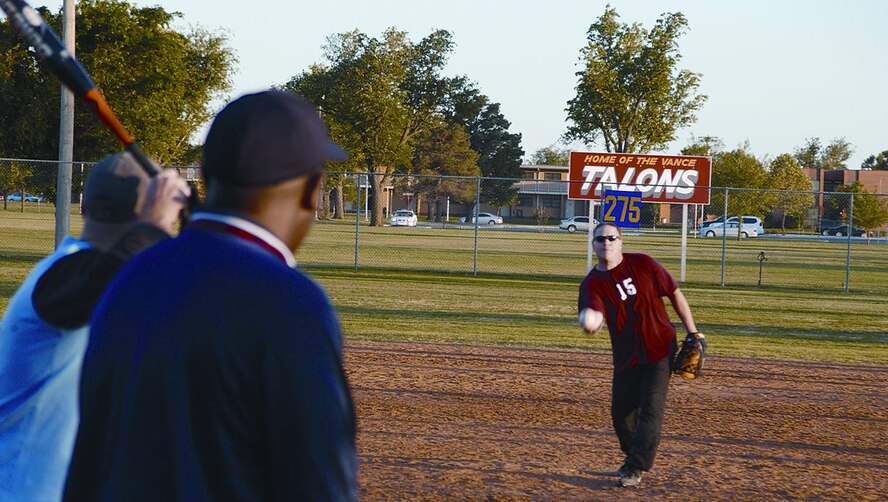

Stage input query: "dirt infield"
[{"left": 346, "top": 341, "right": 887, "bottom": 500}]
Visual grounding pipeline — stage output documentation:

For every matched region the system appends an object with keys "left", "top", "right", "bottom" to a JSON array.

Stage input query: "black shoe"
[
  {"left": 618, "top": 468, "right": 643, "bottom": 487},
  {"left": 615, "top": 460, "right": 633, "bottom": 478}
]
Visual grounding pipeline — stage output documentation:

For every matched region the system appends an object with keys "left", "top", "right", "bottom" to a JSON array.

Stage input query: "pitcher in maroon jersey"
[{"left": 578, "top": 223, "right": 702, "bottom": 488}]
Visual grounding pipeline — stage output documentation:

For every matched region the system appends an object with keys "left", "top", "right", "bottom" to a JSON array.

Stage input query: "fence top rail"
[{"left": 3, "top": 160, "right": 887, "bottom": 197}]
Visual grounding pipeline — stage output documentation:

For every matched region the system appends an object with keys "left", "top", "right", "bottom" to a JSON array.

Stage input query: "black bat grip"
[{"left": 125, "top": 143, "right": 160, "bottom": 177}]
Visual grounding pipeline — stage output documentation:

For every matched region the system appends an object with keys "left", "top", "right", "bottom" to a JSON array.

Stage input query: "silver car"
[
  {"left": 702, "top": 222, "right": 758, "bottom": 238},
  {"left": 701, "top": 216, "right": 764, "bottom": 235},
  {"left": 559, "top": 216, "right": 599, "bottom": 233},
  {"left": 464, "top": 212, "right": 503, "bottom": 225}
]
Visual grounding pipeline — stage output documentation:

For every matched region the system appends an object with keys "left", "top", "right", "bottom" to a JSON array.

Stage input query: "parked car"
[
  {"left": 699, "top": 216, "right": 727, "bottom": 230},
  {"left": 559, "top": 216, "right": 599, "bottom": 233},
  {"left": 6, "top": 192, "right": 45, "bottom": 203},
  {"left": 702, "top": 222, "right": 758, "bottom": 238},
  {"left": 701, "top": 215, "right": 764, "bottom": 235},
  {"left": 821, "top": 225, "right": 869, "bottom": 237},
  {"left": 462, "top": 212, "right": 503, "bottom": 225},
  {"left": 815, "top": 219, "right": 843, "bottom": 234},
  {"left": 389, "top": 209, "right": 418, "bottom": 227}
]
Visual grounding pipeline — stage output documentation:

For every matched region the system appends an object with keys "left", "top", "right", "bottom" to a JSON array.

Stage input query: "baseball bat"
[{"left": 0, "top": 0, "right": 159, "bottom": 176}]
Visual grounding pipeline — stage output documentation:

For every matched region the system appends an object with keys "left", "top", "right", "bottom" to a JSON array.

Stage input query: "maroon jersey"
[{"left": 578, "top": 253, "right": 678, "bottom": 371}]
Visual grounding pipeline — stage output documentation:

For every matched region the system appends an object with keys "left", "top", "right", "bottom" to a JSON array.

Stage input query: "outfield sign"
[
  {"left": 602, "top": 189, "right": 642, "bottom": 229},
  {"left": 568, "top": 152, "right": 711, "bottom": 204}
]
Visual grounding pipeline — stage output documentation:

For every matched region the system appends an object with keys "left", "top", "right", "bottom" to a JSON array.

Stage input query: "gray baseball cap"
[{"left": 82, "top": 152, "right": 150, "bottom": 223}]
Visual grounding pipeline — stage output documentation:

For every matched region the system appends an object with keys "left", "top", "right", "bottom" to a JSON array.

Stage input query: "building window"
[
  {"left": 544, "top": 173, "right": 562, "bottom": 181},
  {"left": 517, "top": 196, "right": 533, "bottom": 207},
  {"left": 522, "top": 171, "right": 535, "bottom": 180},
  {"left": 542, "top": 197, "right": 561, "bottom": 209}
]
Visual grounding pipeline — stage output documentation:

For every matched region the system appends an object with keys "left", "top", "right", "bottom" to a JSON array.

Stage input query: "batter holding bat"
[
  {"left": 578, "top": 222, "right": 703, "bottom": 488},
  {"left": 0, "top": 154, "right": 188, "bottom": 501}
]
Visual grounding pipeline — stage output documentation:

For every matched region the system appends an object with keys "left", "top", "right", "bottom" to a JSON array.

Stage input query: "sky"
[{"left": 39, "top": 0, "right": 888, "bottom": 169}]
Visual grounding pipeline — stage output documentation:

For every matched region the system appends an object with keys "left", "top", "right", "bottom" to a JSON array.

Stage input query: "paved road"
[{"left": 404, "top": 222, "right": 888, "bottom": 243}]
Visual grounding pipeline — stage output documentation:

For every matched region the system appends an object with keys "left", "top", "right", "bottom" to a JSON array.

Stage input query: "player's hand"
[
  {"left": 579, "top": 308, "right": 604, "bottom": 334},
  {"left": 138, "top": 169, "right": 192, "bottom": 235}
]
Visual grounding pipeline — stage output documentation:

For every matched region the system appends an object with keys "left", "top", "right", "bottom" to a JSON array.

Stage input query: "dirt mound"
[{"left": 346, "top": 341, "right": 887, "bottom": 500}]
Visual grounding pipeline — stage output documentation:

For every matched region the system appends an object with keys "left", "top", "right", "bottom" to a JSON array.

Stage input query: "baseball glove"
[{"left": 673, "top": 332, "right": 707, "bottom": 379}]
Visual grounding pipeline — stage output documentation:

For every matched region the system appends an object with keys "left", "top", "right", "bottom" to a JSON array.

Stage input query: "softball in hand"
[{"left": 579, "top": 308, "right": 604, "bottom": 333}]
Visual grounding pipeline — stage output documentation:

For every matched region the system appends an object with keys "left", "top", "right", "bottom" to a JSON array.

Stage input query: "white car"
[
  {"left": 559, "top": 216, "right": 599, "bottom": 233},
  {"left": 464, "top": 212, "right": 503, "bottom": 225},
  {"left": 702, "top": 222, "right": 757, "bottom": 238},
  {"left": 701, "top": 216, "right": 764, "bottom": 235},
  {"left": 390, "top": 209, "right": 418, "bottom": 227}
]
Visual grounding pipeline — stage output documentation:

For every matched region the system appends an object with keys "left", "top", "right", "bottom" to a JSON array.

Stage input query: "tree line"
[
  {"left": 1, "top": 1, "right": 885, "bottom": 229},
  {"left": 282, "top": 28, "right": 523, "bottom": 225}
]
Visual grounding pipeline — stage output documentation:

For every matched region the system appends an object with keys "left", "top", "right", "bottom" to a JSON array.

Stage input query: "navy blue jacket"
[{"left": 64, "top": 222, "right": 358, "bottom": 501}]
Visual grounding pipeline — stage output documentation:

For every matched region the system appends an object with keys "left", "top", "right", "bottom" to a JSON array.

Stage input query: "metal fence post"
[
  {"left": 354, "top": 172, "right": 360, "bottom": 270},
  {"left": 473, "top": 176, "right": 480, "bottom": 275},
  {"left": 720, "top": 188, "right": 728, "bottom": 287},
  {"left": 844, "top": 193, "right": 854, "bottom": 292}
]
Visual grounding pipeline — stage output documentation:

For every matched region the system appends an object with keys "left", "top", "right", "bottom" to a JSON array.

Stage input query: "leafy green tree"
[
  {"left": 793, "top": 137, "right": 821, "bottom": 169},
  {"left": 565, "top": 6, "right": 706, "bottom": 153},
  {"left": 0, "top": 6, "right": 60, "bottom": 161},
  {"left": 861, "top": 150, "right": 888, "bottom": 170},
  {"left": 821, "top": 138, "right": 853, "bottom": 169},
  {"left": 316, "top": 173, "right": 348, "bottom": 219},
  {"left": 442, "top": 83, "right": 523, "bottom": 208},
  {"left": 768, "top": 154, "right": 814, "bottom": 233},
  {"left": 0, "top": 161, "right": 33, "bottom": 211},
  {"left": 286, "top": 28, "right": 457, "bottom": 226},
  {"left": 0, "top": 0, "right": 235, "bottom": 166},
  {"left": 529, "top": 144, "right": 570, "bottom": 165},
  {"left": 833, "top": 182, "right": 888, "bottom": 237},
  {"left": 709, "top": 147, "right": 773, "bottom": 232},
  {"left": 290, "top": 66, "right": 368, "bottom": 219},
  {"left": 453, "top": 97, "right": 523, "bottom": 211},
  {"left": 681, "top": 135, "right": 723, "bottom": 157},
  {"left": 794, "top": 137, "right": 854, "bottom": 170},
  {"left": 412, "top": 121, "right": 479, "bottom": 221}
]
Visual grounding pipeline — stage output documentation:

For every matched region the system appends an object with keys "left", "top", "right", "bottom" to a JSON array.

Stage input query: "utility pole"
[{"left": 55, "top": 0, "right": 75, "bottom": 248}]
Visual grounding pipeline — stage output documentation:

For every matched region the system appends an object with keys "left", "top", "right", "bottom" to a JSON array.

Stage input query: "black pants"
[{"left": 611, "top": 357, "right": 671, "bottom": 471}]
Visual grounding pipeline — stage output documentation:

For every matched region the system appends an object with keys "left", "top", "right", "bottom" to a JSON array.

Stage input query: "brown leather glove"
[{"left": 673, "top": 332, "right": 707, "bottom": 379}]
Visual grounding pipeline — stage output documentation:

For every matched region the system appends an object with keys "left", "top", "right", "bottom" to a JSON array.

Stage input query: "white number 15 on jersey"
[{"left": 616, "top": 278, "right": 636, "bottom": 300}]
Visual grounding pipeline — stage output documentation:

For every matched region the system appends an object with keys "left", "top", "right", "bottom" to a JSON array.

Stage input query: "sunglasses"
[{"left": 593, "top": 235, "right": 621, "bottom": 243}]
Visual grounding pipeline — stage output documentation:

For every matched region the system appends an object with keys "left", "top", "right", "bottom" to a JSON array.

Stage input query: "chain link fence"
[{"left": 3, "top": 160, "right": 888, "bottom": 293}]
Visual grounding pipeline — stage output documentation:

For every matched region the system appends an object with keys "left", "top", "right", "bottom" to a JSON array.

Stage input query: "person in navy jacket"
[{"left": 65, "top": 90, "right": 358, "bottom": 501}]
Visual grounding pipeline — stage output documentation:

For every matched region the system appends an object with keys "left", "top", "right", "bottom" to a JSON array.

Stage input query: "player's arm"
[
  {"left": 666, "top": 287, "right": 699, "bottom": 335},
  {"left": 263, "top": 288, "right": 358, "bottom": 500},
  {"left": 579, "top": 308, "right": 604, "bottom": 334},
  {"left": 32, "top": 225, "right": 171, "bottom": 329},
  {"left": 577, "top": 275, "right": 605, "bottom": 334},
  {"left": 32, "top": 171, "right": 189, "bottom": 329}
]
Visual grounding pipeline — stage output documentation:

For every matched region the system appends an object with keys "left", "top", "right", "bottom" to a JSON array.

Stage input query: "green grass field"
[
  {"left": 297, "top": 219, "right": 888, "bottom": 292},
  {"left": 309, "top": 267, "right": 888, "bottom": 364},
  {"left": 2, "top": 208, "right": 886, "bottom": 364}
]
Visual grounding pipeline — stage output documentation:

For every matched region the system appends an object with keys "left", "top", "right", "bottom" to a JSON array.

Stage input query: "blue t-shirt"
[{"left": 0, "top": 237, "right": 90, "bottom": 501}]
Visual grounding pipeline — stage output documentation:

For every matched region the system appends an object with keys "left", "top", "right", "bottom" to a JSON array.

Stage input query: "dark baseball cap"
[
  {"left": 201, "top": 90, "right": 347, "bottom": 186},
  {"left": 82, "top": 152, "right": 150, "bottom": 223}
]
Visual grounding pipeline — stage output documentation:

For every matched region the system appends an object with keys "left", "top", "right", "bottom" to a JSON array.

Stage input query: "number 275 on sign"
[{"left": 602, "top": 189, "right": 641, "bottom": 228}]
